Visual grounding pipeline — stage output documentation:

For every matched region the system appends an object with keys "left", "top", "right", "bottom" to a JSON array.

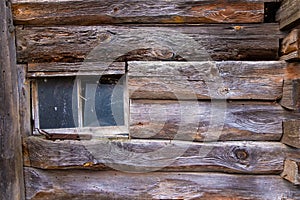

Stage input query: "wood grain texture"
[
  {"left": 276, "top": 0, "right": 300, "bottom": 30},
  {"left": 0, "top": 0, "right": 25, "bottom": 199},
  {"left": 128, "top": 61, "right": 285, "bottom": 100},
  {"left": 130, "top": 100, "right": 300, "bottom": 141},
  {"left": 24, "top": 167, "right": 300, "bottom": 200},
  {"left": 282, "top": 120, "right": 300, "bottom": 148},
  {"left": 12, "top": 0, "right": 265, "bottom": 26},
  {"left": 281, "top": 158, "right": 300, "bottom": 185},
  {"left": 23, "top": 137, "right": 300, "bottom": 174},
  {"left": 16, "top": 24, "right": 283, "bottom": 63},
  {"left": 280, "top": 29, "right": 300, "bottom": 61}
]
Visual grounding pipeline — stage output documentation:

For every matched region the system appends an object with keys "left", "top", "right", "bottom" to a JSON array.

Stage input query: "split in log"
[
  {"left": 12, "top": 0, "right": 266, "bottom": 26},
  {"left": 24, "top": 167, "right": 300, "bottom": 200},
  {"left": 23, "top": 137, "right": 300, "bottom": 174},
  {"left": 16, "top": 24, "right": 283, "bottom": 63},
  {"left": 281, "top": 158, "right": 300, "bottom": 185},
  {"left": 128, "top": 61, "right": 285, "bottom": 100},
  {"left": 276, "top": 0, "right": 300, "bottom": 30},
  {"left": 281, "top": 62, "right": 300, "bottom": 111},
  {"left": 280, "top": 29, "right": 300, "bottom": 61},
  {"left": 130, "top": 100, "right": 300, "bottom": 142},
  {"left": 282, "top": 120, "right": 300, "bottom": 148}
]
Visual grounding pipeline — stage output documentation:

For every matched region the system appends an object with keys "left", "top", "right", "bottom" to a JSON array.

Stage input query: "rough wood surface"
[
  {"left": 128, "top": 61, "right": 285, "bottom": 100},
  {"left": 12, "top": 0, "right": 265, "bottom": 26},
  {"left": 24, "top": 167, "right": 300, "bottom": 200},
  {"left": 281, "top": 62, "right": 300, "bottom": 111},
  {"left": 281, "top": 158, "right": 300, "bottom": 185},
  {"left": 282, "top": 120, "right": 300, "bottom": 148},
  {"left": 276, "top": 0, "right": 300, "bottom": 30},
  {"left": 23, "top": 137, "right": 300, "bottom": 174},
  {"left": 16, "top": 24, "right": 283, "bottom": 63},
  {"left": 0, "top": 0, "right": 25, "bottom": 199},
  {"left": 280, "top": 29, "right": 300, "bottom": 60},
  {"left": 130, "top": 100, "right": 300, "bottom": 141}
]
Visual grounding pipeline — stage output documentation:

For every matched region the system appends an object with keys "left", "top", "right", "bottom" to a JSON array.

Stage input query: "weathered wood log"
[
  {"left": 281, "top": 158, "right": 300, "bottom": 185},
  {"left": 23, "top": 137, "right": 300, "bottom": 174},
  {"left": 130, "top": 100, "right": 300, "bottom": 141},
  {"left": 0, "top": 0, "right": 25, "bottom": 199},
  {"left": 12, "top": 0, "right": 266, "bottom": 26},
  {"left": 280, "top": 29, "right": 300, "bottom": 60},
  {"left": 128, "top": 61, "right": 285, "bottom": 100},
  {"left": 16, "top": 24, "right": 283, "bottom": 63},
  {"left": 24, "top": 167, "right": 300, "bottom": 200},
  {"left": 281, "top": 62, "right": 300, "bottom": 111},
  {"left": 276, "top": 0, "right": 300, "bottom": 30},
  {"left": 282, "top": 120, "right": 300, "bottom": 148}
]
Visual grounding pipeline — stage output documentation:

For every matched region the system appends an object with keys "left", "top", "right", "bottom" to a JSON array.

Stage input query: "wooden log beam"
[
  {"left": 281, "top": 158, "right": 300, "bottom": 185},
  {"left": 24, "top": 167, "right": 300, "bottom": 200},
  {"left": 130, "top": 100, "right": 300, "bottom": 142},
  {"left": 128, "top": 61, "right": 285, "bottom": 100},
  {"left": 276, "top": 0, "right": 300, "bottom": 30},
  {"left": 0, "top": 0, "right": 25, "bottom": 199},
  {"left": 280, "top": 29, "right": 300, "bottom": 61},
  {"left": 23, "top": 137, "right": 300, "bottom": 174},
  {"left": 16, "top": 24, "right": 283, "bottom": 63},
  {"left": 12, "top": 0, "right": 266, "bottom": 26},
  {"left": 282, "top": 120, "right": 300, "bottom": 148}
]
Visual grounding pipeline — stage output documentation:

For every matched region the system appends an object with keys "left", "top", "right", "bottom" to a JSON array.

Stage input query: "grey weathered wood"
[
  {"left": 16, "top": 24, "right": 283, "bottom": 63},
  {"left": 12, "top": 0, "right": 266, "bottom": 26},
  {"left": 0, "top": 0, "right": 25, "bottom": 199},
  {"left": 24, "top": 167, "right": 300, "bottom": 200},
  {"left": 282, "top": 120, "right": 300, "bottom": 148},
  {"left": 128, "top": 61, "right": 285, "bottom": 100},
  {"left": 281, "top": 158, "right": 300, "bottom": 185},
  {"left": 280, "top": 29, "right": 300, "bottom": 61},
  {"left": 23, "top": 137, "right": 300, "bottom": 174},
  {"left": 276, "top": 0, "right": 300, "bottom": 30},
  {"left": 280, "top": 62, "right": 300, "bottom": 111},
  {"left": 130, "top": 100, "right": 300, "bottom": 141}
]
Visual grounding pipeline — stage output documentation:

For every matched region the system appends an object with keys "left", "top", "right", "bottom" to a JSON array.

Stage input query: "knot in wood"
[{"left": 234, "top": 149, "right": 248, "bottom": 160}]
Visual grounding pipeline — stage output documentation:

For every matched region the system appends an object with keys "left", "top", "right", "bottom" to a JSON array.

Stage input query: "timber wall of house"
[{"left": 3, "top": 0, "right": 300, "bottom": 199}]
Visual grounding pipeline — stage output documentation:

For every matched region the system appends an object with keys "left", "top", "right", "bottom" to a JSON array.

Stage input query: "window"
[{"left": 29, "top": 63, "right": 128, "bottom": 138}]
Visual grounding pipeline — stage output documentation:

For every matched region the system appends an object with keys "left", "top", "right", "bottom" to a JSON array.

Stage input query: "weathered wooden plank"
[
  {"left": 280, "top": 29, "right": 300, "bottom": 60},
  {"left": 281, "top": 158, "right": 300, "bottom": 185},
  {"left": 128, "top": 61, "right": 285, "bottom": 100},
  {"left": 16, "top": 24, "right": 283, "bottom": 63},
  {"left": 130, "top": 100, "right": 300, "bottom": 141},
  {"left": 12, "top": 0, "right": 265, "bottom": 26},
  {"left": 26, "top": 62, "right": 125, "bottom": 77},
  {"left": 281, "top": 62, "right": 300, "bottom": 111},
  {"left": 23, "top": 137, "right": 300, "bottom": 174},
  {"left": 276, "top": 0, "right": 300, "bottom": 30},
  {"left": 282, "top": 120, "right": 300, "bottom": 148},
  {"left": 24, "top": 167, "right": 300, "bottom": 200},
  {"left": 0, "top": 1, "right": 25, "bottom": 199}
]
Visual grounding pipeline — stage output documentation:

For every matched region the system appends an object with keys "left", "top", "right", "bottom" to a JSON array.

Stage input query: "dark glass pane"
[
  {"left": 37, "top": 77, "right": 78, "bottom": 129},
  {"left": 83, "top": 75, "right": 125, "bottom": 127}
]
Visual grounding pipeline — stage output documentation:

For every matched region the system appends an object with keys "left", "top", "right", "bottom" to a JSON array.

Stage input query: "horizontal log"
[
  {"left": 16, "top": 24, "right": 283, "bottom": 63},
  {"left": 130, "top": 100, "right": 300, "bottom": 141},
  {"left": 128, "top": 61, "right": 285, "bottom": 100},
  {"left": 23, "top": 137, "right": 300, "bottom": 174},
  {"left": 276, "top": 0, "right": 300, "bottom": 30},
  {"left": 12, "top": 0, "right": 265, "bottom": 26},
  {"left": 281, "top": 158, "right": 300, "bottom": 185},
  {"left": 282, "top": 120, "right": 300, "bottom": 148},
  {"left": 26, "top": 62, "right": 125, "bottom": 77},
  {"left": 25, "top": 167, "right": 300, "bottom": 200},
  {"left": 280, "top": 29, "right": 300, "bottom": 61},
  {"left": 281, "top": 62, "right": 300, "bottom": 111}
]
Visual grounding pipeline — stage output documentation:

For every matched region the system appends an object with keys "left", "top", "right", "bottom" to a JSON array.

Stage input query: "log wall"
[{"left": 11, "top": 0, "right": 300, "bottom": 199}]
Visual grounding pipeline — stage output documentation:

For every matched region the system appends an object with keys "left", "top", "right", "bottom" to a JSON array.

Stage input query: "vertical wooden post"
[{"left": 0, "top": 0, "right": 25, "bottom": 199}]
